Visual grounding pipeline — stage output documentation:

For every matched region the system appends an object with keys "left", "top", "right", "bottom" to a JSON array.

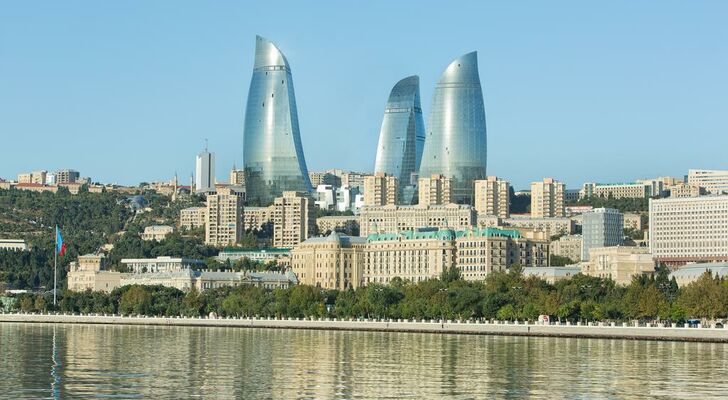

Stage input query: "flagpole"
[{"left": 53, "top": 239, "right": 57, "bottom": 306}]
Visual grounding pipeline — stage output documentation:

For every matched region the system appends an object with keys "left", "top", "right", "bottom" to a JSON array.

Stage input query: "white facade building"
[
  {"left": 687, "top": 169, "right": 728, "bottom": 195},
  {"left": 195, "top": 149, "right": 215, "bottom": 193},
  {"left": 649, "top": 196, "right": 728, "bottom": 266}
]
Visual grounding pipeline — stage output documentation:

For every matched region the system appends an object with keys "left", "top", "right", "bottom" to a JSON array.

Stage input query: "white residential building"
[
  {"left": 649, "top": 196, "right": 728, "bottom": 266},
  {"left": 687, "top": 169, "right": 728, "bottom": 195}
]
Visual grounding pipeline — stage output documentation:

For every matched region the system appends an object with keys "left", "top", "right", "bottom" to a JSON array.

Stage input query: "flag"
[{"left": 55, "top": 226, "right": 66, "bottom": 257}]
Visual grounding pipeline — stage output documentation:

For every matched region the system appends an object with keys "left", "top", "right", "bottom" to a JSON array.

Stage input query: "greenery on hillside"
[
  {"left": 571, "top": 196, "right": 650, "bottom": 213},
  {"left": 10, "top": 267, "right": 728, "bottom": 322},
  {"left": 0, "top": 188, "right": 211, "bottom": 289},
  {"left": 509, "top": 188, "right": 530, "bottom": 214}
]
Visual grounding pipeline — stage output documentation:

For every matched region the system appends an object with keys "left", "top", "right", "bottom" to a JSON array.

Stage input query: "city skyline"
[{"left": 1, "top": 2, "right": 727, "bottom": 189}]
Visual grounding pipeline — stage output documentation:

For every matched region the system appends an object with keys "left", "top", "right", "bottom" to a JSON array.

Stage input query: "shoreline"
[{"left": 2, "top": 313, "right": 728, "bottom": 343}]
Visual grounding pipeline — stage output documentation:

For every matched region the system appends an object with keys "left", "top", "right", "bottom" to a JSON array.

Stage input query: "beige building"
[
  {"left": 687, "top": 169, "right": 728, "bottom": 195},
  {"left": 365, "top": 229, "right": 457, "bottom": 285},
  {"left": 549, "top": 234, "right": 582, "bottom": 263},
  {"left": 504, "top": 216, "right": 574, "bottom": 237},
  {"left": 273, "top": 191, "right": 315, "bottom": 248},
  {"left": 309, "top": 171, "right": 341, "bottom": 188},
  {"left": 418, "top": 174, "right": 452, "bottom": 206},
  {"left": 67, "top": 254, "right": 122, "bottom": 292},
  {"left": 316, "top": 215, "right": 359, "bottom": 236},
  {"left": 358, "top": 204, "right": 476, "bottom": 236},
  {"left": 649, "top": 196, "right": 728, "bottom": 266},
  {"left": 244, "top": 206, "right": 274, "bottom": 232},
  {"left": 456, "top": 227, "right": 549, "bottom": 281},
  {"left": 291, "top": 232, "right": 367, "bottom": 290},
  {"left": 17, "top": 170, "right": 46, "bottom": 184},
  {"left": 580, "top": 182, "right": 656, "bottom": 199},
  {"left": 522, "top": 266, "right": 581, "bottom": 284},
  {"left": 205, "top": 186, "right": 244, "bottom": 246},
  {"left": 623, "top": 213, "right": 644, "bottom": 231},
  {"left": 581, "top": 246, "right": 654, "bottom": 285},
  {"left": 141, "top": 225, "right": 174, "bottom": 241},
  {"left": 180, "top": 207, "right": 206, "bottom": 230},
  {"left": 531, "top": 178, "right": 565, "bottom": 218},
  {"left": 55, "top": 169, "right": 80, "bottom": 184},
  {"left": 229, "top": 168, "right": 245, "bottom": 186},
  {"left": 14, "top": 183, "right": 58, "bottom": 193},
  {"left": 291, "top": 227, "right": 549, "bottom": 288},
  {"left": 474, "top": 176, "right": 510, "bottom": 219},
  {"left": 363, "top": 172, "right": 398, "bottom": 206},
  {"left": 669, "top": 182, "right": 705, "bottom": 198}
]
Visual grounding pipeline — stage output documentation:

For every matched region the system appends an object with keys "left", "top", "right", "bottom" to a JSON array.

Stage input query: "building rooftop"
[{"left": 669, "top": 263, "right": 728, "bottom": 279}]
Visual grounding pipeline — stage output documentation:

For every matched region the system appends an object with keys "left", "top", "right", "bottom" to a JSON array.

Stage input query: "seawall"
[{"left": 2, "top": 313, "right": 727, "bottom": 343}]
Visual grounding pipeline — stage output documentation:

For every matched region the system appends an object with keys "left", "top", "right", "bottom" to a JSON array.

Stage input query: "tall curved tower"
[
  {"left": 243, "top": 35, "right": 312, "bottom": 205},
  {"left": 418, "top": 52, "right": 487, "bottom": 205},
  {"left": 373, "top": 75, "right": 426, "bottom": 192}
]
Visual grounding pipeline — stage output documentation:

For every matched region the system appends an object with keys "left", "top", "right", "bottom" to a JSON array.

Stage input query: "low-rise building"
[
  {"left": 549, "top": 235, "right": 582, "bottom": 263},
  {"left": 0, "top": 239, "right": 29, "bottom": 251},
  {"left": 687, "top": 169, "right": 728, "bottom": 195},
  {"left": 120, "top": 256, "right": 205, "bottom": 274},
  {"left": 522, "top": 266, "right": 581, "bottom": 284},
  {"left": 623, "top": 213, "right": 644, "bottom": 231},
  {"left": 14, "top": 183, "right": 58, "bottom": 194},
  {"left": 669, "top": 183, "right": 705, "bottom": 198},
  {"left": 180, "top": 207, "right": 206, "bottom": 230},
  {"left": 504, "top": 216, "right": 574, "bottom": 238},
  {"left": 67, "top": 254, "right": 123, "bottom": 292},
  {"left": 316, "top": 215, "right": 359, "bottom": 236},
  {"left": 580, "top": 182, "right": 658, "bottom": 199},
  {"left": 216, "top": 248, "right": 291, "bottom": 265},
  {"left": 581, "top": 246, "right": 654, "bottom": 285},
  {"left": 668, "top": 262, "right": 728, "bottom": 287},
  {"left": 141, "top": 225, "right": 174, "bottom": 241},
  {"left": 359, "top": 204, "right": 475, "bottom": 236}
]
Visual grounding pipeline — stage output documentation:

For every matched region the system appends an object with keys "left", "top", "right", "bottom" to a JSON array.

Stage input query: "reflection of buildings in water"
[{"left": 3, "top": 324, "right": 728, "bottom": 398}]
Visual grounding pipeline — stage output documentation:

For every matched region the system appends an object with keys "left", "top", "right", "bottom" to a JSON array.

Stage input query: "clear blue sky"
[{"left": 1, "top": 1, "right": 726, "bottom": 189}]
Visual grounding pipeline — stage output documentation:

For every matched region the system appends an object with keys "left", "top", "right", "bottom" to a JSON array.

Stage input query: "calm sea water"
[{"left": 1, "top": 323, "right": 727, "bottom": 399}]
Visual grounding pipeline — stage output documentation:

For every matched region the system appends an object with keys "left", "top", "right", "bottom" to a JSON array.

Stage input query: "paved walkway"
[{"left": 2, "top": 313, "right": 727, "bottom": 343}]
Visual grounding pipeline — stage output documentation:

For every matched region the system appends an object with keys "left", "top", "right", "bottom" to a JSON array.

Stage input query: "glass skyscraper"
[
  {"left": 243, "top": 35, "right": 312, "bottom": 205},
  {"left": 373, "top": 75, "right": 425, "bottom": 199},
  {"left": 418, "top": 52, "right": 488, "bottom": 205}
]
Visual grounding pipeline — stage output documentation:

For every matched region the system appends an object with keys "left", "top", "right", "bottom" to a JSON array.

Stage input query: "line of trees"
[{"left": 9, "top": 267, "right": 728, "bottom": 322}]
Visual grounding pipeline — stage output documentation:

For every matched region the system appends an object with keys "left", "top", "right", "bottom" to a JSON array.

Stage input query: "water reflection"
[{"left": 0, "top": 323, "right": 727, "bottom": 399}]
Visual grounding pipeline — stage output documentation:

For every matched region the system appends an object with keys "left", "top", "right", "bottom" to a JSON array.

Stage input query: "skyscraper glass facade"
[
  {"left": 243, "top": 36, "right": 312, "bottom": 205},
  {"left": 418, "top": 52, "right": 487, "bottom": 205},
  {"left": 373, "top": 76, "right": 426, "bottom": 194}
]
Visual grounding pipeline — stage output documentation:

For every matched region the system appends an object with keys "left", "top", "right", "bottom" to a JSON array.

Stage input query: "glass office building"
[
  {"left": 373, "top": 75, "right": 426, "bottom": 200},
  {"left": 243, "top": 36, "right": 312, "bottom": 205},
  {"left": 418, "top": 52, "right": 488, "bottom": 205}
]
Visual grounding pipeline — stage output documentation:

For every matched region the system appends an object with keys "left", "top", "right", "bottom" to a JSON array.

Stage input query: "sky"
[{"left": 1, "top": 1, "right": 727, "bottom": 190}]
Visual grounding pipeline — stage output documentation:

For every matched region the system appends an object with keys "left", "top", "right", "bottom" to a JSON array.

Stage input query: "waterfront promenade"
[{"left": 2, "top": 313, "right": 727, "bottom": 343}]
